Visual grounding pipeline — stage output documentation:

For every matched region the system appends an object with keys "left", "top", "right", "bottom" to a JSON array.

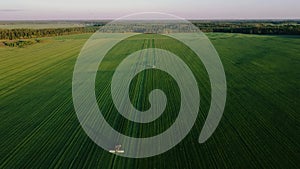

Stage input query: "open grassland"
[{"left": 0, "top": 33, "right": 299, "bottom": 169}]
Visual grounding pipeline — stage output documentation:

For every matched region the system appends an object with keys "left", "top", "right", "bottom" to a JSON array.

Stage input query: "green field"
[{"left": 0, "top": 33, "right": 299, "bottom": 168}]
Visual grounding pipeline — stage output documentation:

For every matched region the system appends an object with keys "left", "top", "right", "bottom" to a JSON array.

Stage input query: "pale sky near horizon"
[{"left": 0, "top": 0, "right": 299, "bottom": 20}]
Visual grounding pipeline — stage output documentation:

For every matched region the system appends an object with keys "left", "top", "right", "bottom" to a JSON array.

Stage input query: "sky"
[{"left": 0, "top": 0, "right": 299, "bottom": 20}]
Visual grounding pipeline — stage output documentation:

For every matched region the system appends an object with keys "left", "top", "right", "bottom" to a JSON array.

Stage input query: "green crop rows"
[{"left": 0, "top": 33, "right": 299, "bottom": 168}]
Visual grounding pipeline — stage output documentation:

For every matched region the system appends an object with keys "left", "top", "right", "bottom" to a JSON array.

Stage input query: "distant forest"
[
  {"left": 0, "top": 26, "right": 99, "bottom": 40},
  {"left": 194, "top": 20, "right": 300, "bottom": 35},
  {"left": 0, "top": 20, "right": 299, "bottom": 40}
]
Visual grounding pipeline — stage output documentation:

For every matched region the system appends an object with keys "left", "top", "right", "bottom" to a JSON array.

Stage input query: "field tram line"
[
  {"left": 0, "top": 96, "right": 73, "bottom": 168},
  {"left": 0, "top": 47, "right": 79, "bottom": 98},
  {"left": 0, "top": 44, "right": 81, "bottom": 84}
]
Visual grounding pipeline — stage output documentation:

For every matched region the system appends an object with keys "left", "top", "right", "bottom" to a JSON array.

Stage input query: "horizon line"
[{"left": 0, "top": 18, "right": 300, "bottom": 21}]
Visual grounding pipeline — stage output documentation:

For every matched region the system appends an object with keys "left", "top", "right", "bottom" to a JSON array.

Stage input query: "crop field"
[{"left": 0, "top": 33, "right": 299, "bottom": 168}]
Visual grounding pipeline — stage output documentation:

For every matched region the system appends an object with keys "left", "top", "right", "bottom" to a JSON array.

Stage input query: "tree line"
[
  {"left": 0, "top": 26, "right": 99, "bottom": 40},
  {"left": 193, "top": 22, "right": 300, "bottom": 35},
  {"left": 1, "top": 21, "right": 299, "bottom": 40},
  {"left": 3, "top": 39, "right": 40, "bottom": 47}
]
